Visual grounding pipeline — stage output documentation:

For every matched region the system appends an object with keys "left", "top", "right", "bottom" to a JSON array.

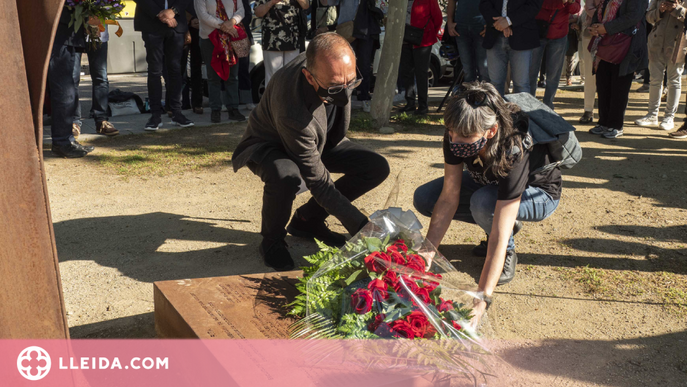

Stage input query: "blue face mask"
[{"left": 449, "top": 135, "right": 488, "bottom": 158}]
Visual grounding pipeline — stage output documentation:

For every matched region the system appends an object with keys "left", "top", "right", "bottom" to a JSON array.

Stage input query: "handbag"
[
  {"left": 404, "top": 17, "right": 430, "bottom": 46},
  {"left": 537, "top": 10, "right": 559, "bottom": 39},
  {"left": 229, "top": 0, "right": 251, "bottom": 58},
  {"left": 336, "top": 20, "right": 356, "bottom": 42},
  {"left": 588, "top": 22, "right": 639, "bottom": 64}
]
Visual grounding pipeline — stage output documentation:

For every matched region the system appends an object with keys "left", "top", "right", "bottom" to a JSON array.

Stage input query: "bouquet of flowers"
[
  {"left": 288, "top": 209, "right": 496, "bottom": 383},
  {"left": 66, "top": 0, "right": 125, "bottom": 49}
]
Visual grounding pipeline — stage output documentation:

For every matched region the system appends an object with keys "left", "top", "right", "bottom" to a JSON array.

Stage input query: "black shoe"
[
  {"left": 228, "top": 108, "right": 246, "bottom": 122},
  {"left": 259, "top": 240, "right": 295, "bottom": 272},
  {"left": 399, "top": 104, "right": 416, "bottom": 113},
  {"left": 579, "top": 111, "right": 594, "bottom": 124},
  {"left": 472, "top": 220, "right": 523, "bottom": 257},
  {"left": 286, "top": 212, "right": 347, "bottom": 247},
  {"left": 172, "top": 113, "right": 194, "bottom": 127},
  {"left": 144, "top": 116, "right": 162, "bottom": 131},
  {"left": 51, "top": 141, "right": 94, "bottom": 158},
  {"left": 211, "top": 110, "right": 221, "bottom": 123},
  {"left": 497, "top": 250, "right": 518, "bottom": 286},
  {"left": 413, "top": 107, "right": 429, "bottom": 116},
  {"left": 193, "top": 107, "right": 204, "bottom": 114}
]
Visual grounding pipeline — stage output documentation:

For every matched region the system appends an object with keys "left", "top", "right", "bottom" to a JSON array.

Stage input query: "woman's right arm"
[
  {"left": 426, "top": 163, "right": 463, "bottom": 249},
  {"left": 194, "top": 0, "right": 224, "bottom": 29},
  {"left": 254, "top": 0, "right": 278, "bottom": 18}
]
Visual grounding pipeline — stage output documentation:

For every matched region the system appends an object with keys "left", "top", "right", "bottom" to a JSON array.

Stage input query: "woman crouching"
[{"left": 413, "top": 82, "right": 562, "bottom": 326}]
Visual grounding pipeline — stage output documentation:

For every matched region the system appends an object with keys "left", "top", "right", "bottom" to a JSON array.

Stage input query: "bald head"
[{"left": 305, "top": 32, "right": 355, "bottom": 76}]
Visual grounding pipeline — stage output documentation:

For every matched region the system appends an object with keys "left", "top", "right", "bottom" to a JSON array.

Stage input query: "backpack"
[{"left": 504, "top": 93, "right": 582, "bottom": 174}]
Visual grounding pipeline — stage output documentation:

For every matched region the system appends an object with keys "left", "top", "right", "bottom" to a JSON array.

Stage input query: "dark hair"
[
  {"left": 443, "top": 82, "right": 527, "bottom": 178},
  {"left": 305, "top": 32, "right": 355, "bottom": 75}
]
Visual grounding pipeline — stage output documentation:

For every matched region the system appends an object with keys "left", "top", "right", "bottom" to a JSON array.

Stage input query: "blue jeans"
[
  {"left": 49, "top": 44, "right": 80, "bottom": 146},
  {"left": 73, "top": 42, "right": 110, "bottom": 125},
  {"left": 529, "top": 36, "right": 567, "bottom": 109},
  {"left": 454, "top": 24, "right": 490, "bottom": 83},
  {"left": 486, "top": 34, "right": 532, "bottom": 96},
  {"left": 413, "top": 171, "right": 560, "bottom": 251},
  {"left": 200, "top": 38, "right": 240, "bottom": 110}
]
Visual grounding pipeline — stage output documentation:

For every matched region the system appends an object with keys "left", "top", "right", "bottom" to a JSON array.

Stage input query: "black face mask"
[{"left": 316, "top": 86, "right": 352, "bottom": 107}]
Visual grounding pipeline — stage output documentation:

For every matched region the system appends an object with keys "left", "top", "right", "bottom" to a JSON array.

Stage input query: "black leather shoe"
[
  {"left": 473, "top": 220, "right": 523, "bottom": 257},
  {"left": 259, "top": 240, "right": 295, "bottom": 272},
  {"left": 286, "top": 212, "right": 347, "bottom": 247},
  {"left": 414, "top": 107, "right": 429, "bottom": 116},
  {"left": 497, "top": 250, "right": 518, "bottom": 285},
  {"left": 51, "top": 141, "right": 94, "bottom": 158},
  {"left": 399, "top": 104, "right": 416, "bottom": 113},
  {"left": 211, "top": 110, "right": 221, "bottom": 123}
]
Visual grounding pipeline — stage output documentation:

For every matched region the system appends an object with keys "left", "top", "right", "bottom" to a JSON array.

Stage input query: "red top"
[
  {"left": 535, "top": 0, "right": 582, "bottom": 40},
  {"left": 409, "top": 0, "right": 443, "bottom": 48}
]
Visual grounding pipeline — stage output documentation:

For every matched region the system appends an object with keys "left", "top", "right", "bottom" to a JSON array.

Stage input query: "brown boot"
[{"left": 96, "top": 121, "right": 119, "bottom": 136}]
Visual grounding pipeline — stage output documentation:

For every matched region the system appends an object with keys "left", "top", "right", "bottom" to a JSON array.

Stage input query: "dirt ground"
[{"left": 45, "top": 82, "right": 686, "bottom": 386}]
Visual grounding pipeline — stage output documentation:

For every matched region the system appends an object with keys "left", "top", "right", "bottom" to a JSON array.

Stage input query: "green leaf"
[
  {"left": 365, "top": 237, "right": 383, "bottom": 252},
  {"left": 344, "top": 269, "right": 364, "bottom": 286},
  {"left": 369, "top": 272, "right": 378, "bottom": 280}
]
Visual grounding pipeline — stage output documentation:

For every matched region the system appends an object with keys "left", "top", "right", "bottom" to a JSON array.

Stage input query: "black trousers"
[
  {"left": 182, "top": 26, "right": 203, "bottom": 109},
  {"left": 353, "top": 38, "right": 377, "bottom": 101},
  {"left": 142, "top": 29, "right": 185, "bottom": 117},
  {"left": 247, "top": 140, "right": 390, "bottom": 248},
  {"left": 596, "top": 60, "right": 634, "bottom": 130},
  {"left": 399, "top": 43, "right": 432, "bottom": 109}
]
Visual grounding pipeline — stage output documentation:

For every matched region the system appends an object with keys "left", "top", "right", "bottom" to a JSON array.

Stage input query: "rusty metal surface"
[
  {"left": 154, "top": 272, "right": 302, "bottom": 339},
  {"left": 0, "top": 0, "right": 69, "bottom": 339}
]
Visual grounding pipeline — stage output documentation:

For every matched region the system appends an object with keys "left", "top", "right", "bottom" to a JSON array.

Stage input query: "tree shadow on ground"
[
  {"left": 53, "top": 212, "right": 319, "bottom": 283},
  {"left": 493, "top": 330, "right": 687, "bottom": 386}
]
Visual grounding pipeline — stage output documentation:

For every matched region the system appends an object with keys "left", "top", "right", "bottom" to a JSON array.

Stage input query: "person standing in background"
[
  {"left": 578, "top": 0, "right": 602, "bottom": 124},
  {"left": 528, "top": 0, "right": 581, "bottom": 109},
  {"left": 399, "top": 0, "right": 443, "bottom": 115},
  {"left": 447, "top": 0, "right": 491, "bottom": 83},
  {"left": 480, "top": 0, "right": 543, "bottom": 96},
  {"left": 195, "top": 0, "right": 246, "bottom": 123},
  {"left": 564, "top": 10, "right": 581, "bottom": 86},
  {"left": 238, "top": 0, "right": 256, "bottom": 110},
  {"left": 183, "top": 4, "right": 205, "bottom": 115},
  {"left": 73, "top": 27, "right": 120, "bottom": 138},
  {"left": 134, "top": 0, "right": 195, "bottom": 131},
  {"left": 634, "top": 0, "right": 687, "bottom": 131},
  {"left": 254, "top": 0, "right": 309, "bottom": 85},
  {"left": 49, "top": 6, "right": 96, "bottom": 158}
]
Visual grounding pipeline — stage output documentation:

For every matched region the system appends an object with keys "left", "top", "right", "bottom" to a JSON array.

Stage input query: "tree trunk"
[{"left": 370, "top": 0, "right": 409, "bottom": 130}]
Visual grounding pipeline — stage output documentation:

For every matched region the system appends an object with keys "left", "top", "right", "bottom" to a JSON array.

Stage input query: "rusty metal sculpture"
[{"left": 0, "top": 0, "right": 70, "bottom": 339}]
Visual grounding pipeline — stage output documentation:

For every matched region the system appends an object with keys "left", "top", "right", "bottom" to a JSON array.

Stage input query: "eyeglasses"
[{"left": 308, "top": 68, "right": 363, "bottom": 94}]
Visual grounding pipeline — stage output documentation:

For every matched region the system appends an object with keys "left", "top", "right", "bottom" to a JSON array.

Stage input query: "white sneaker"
[
  {"left": 659, "top": 116, "right": 674, "bottom": 131},
  {"left": 634, "top": 115, "right": 658, "bottom": 127},
  {"left": 362, "top": 100, "right": 371, "bottom": 113}
]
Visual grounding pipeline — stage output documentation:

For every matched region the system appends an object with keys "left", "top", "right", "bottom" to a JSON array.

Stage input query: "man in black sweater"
[{"left": 134, "top": 0, "right": 194, "bottom": 130}]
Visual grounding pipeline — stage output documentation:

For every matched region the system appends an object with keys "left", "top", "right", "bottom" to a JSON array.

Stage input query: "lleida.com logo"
[{"left": 17, "top": 346, "right": 52, "bottom": 381}]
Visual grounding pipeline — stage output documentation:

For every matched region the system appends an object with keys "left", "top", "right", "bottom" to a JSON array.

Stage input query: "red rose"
[
  {"left": 406, "top": 310, "right": 437, "bottom": 339},
  {"left": 397, "top": 276, "right": 420, "bottom": 300},
  {"left": 382, "top": 270, "right": 399, "bottom": 289},
  {"left": 451, "top": 321, "right": 462, "bottom": 331},
  {"left": 368, "top": 314, "right": 386, "bottom": 332},
  {"left": 364, "top": 251, "right": 391, "bottom": 273},
  {"left": 351, "top": 289, "right": 373, "bottom": 314},
  {"left": 427, "top": 272, "right": 442, "bottom": 280},
  {"left": 388, "top": 251, "right": 406, "bottom": 266},
  {"left": 438, "top": 298, "right": 454, "bottom": 312},
  {"left": 392, "top": 240, "right": 408, "bottom": 253},
  {"left": 405, "top": 254, "right": 426, "bottom": 273},
  {"left": 421, "top": 279, "right": 440, "bottom": 292},
  {"left": 412, "top": 287, "right": 433, "bottom": 306},
  {"left": 367, "top": 279, "right": 389, "bottom": 301},
  {"left": 390, "top": 320, "right": 415, "bottom": 339}
]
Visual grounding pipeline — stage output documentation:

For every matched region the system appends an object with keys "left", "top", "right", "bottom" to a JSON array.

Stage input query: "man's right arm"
[{"left": 278, "top": 117, "right": 368, "bottom": 234}]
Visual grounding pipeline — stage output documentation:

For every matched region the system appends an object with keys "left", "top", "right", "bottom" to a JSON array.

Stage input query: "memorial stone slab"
[{"left": 154, "top": 271, "right": 302, "bottom": 339}]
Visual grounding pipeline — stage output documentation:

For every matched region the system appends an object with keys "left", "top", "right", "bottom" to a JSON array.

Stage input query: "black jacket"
[
  {"left": 353, "top": 0, "right": 383, "bottom": 40},
  {"left": 54, "top": 7, "right": 85, "bottom": 49},
  {"left": 133, "top": 0, "right": 191, "bottom": 34},
  {"left": 592, "top": 0, "right": 648, "bottom": 76},
  {"left": 480, "top": 0, "right": 543, "bottom": 50}
]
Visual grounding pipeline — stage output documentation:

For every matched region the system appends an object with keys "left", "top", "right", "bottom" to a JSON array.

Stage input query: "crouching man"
[{"left": 231, "top": 32, "right": 390, "bottom": 271}]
